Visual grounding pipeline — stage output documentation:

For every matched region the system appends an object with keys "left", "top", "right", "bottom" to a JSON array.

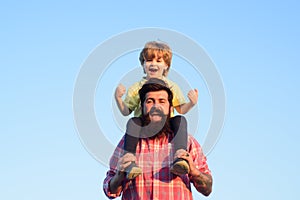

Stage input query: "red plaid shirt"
[{"left": 103, "top": 133, "right": 211, "bottom": 200}]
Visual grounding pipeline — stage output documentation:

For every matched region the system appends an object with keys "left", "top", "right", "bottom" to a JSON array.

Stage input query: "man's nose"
[
  {"left": 151, "top": 103, "right": 157, "bottom": 108},
  {"left": 152, "top": 104, "right": 162, "bottom": 109}
]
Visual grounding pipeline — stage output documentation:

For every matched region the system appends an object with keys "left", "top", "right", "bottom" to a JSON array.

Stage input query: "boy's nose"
[{"left": 151, "top": 60, "right": 158, "bottom": 65}]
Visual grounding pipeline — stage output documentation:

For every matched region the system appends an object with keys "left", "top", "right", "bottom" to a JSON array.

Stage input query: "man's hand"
[
  {"left": 174, "top": 149, "right": 197, "bottom": 175},
  {"left": 117, "top": 153, "right": 136, "bottom": 172},
  {"left": 115, "top": 84, "right": 126, "bottom": 99}
]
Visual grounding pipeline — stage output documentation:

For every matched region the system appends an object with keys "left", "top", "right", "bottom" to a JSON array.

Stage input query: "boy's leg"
[
  {"left": 170, "top": 115, "right": 188, "bottom": 151},
  {"left": 170, "top": 115, "right": 190, "bottom": 175},
  {"left": 124, "top": 117, "right": 142, "bottom": 154},
  {"left": 124, "top": 117, "right": 143, "bottom": 179}
]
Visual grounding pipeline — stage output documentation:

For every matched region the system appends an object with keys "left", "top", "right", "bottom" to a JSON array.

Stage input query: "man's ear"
[{"left": 170, "top": 106, "right": 173, "bottom": 114}]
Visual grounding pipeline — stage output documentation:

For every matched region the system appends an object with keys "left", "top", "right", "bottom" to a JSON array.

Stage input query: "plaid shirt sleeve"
[
  {"left": 187, "top": 135, "right": 212, "bottom": 192},
  {"left": 103, "top": 137, "right": 126, "bottom": 199}
]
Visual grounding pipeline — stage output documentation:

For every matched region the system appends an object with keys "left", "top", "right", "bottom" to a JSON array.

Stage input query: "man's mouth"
[
  {"left": 150, "top": 112, "right": 162, "bottom": 116},
  {"left": 149, "top": 108, "right": 164, "bottom": 116}
]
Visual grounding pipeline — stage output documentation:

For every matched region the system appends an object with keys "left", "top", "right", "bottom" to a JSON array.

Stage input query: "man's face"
[{"left": 142, "top": 90, "right": 171, "bottom": 123}]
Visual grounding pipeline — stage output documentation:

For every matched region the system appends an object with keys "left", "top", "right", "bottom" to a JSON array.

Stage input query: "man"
[{"left": 103, "top": 78, "right": 212, "bottom": 200}]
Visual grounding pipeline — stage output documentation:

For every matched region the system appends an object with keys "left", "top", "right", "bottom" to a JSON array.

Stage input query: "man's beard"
[{"left": 140, "top": 107, "right": 172, "bottom": 138}]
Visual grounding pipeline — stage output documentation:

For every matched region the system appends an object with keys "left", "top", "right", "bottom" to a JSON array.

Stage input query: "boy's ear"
[{"left": 142, "top": 63, "right": 146, "bottom": 74}]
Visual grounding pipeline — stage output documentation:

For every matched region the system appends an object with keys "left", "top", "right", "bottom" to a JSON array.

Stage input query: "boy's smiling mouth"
[{"left": 149, "top": 67, "right": 158, "bottom": 72}]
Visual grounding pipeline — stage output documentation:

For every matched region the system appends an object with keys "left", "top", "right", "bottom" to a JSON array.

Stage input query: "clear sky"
[{"left": 1, "top": 0, "right": 299, "bottom": 199}]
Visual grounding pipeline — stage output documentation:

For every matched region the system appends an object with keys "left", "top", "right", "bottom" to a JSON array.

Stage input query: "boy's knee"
[
  {"left": 127, "top": 117, "right": 143, "bottom": 128},
  {"left": 131, "top": 117, "right": 143, "bottom": 126},
  {"left": 172, "top": 115, "right": 187, "bottom": 125}
]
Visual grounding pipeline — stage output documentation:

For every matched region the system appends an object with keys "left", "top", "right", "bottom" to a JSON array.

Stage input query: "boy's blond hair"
[{"left": 139, "top": 41, "right": 172, "bottom": 76}]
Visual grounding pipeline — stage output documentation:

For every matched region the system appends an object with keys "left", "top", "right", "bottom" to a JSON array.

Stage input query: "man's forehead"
[{"left": 145, "top": 90, "right": 168, "bottom": 99}]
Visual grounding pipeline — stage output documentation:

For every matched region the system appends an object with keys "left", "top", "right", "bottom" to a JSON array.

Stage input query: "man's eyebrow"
[
  {"left": 145, "top": 97, "right": 155, "bottom": 101},
  {"left": 159, "top": 98, "right": 167, "bottom": 101}
]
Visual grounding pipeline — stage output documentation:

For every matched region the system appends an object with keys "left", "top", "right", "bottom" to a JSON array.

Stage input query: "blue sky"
[{"left": 1, "top": 0, "right": 299, "bottom": 199}]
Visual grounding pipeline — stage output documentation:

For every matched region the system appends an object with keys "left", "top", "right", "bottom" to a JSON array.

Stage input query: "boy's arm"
[
  {"left": 115, "top": 84, "right": 132, "bottom": 116},
  {"left": 175, "top": 89, "right": 198, "bottom": 114}
]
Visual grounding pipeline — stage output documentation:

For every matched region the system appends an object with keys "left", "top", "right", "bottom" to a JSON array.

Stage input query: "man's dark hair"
[
  {"left": 139, "top": 78, "right": 173, "bottom": 109},
  {"left": 138, "top": 78, "right": 173, "bottom": 136}
]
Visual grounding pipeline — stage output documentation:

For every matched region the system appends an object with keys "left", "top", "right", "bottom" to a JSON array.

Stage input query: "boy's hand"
[
  {"left": 115, "top": 84, "right": 126, "bottom": 99},
  {"left": 187, "top": 89, "right": 198, "bottom": 105}
]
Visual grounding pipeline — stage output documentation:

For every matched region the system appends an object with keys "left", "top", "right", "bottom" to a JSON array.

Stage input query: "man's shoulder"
[
  {"left": 115, "top": 135, "right": 126, "bottom": 148},
  {"left": 187, "top": 134, "right": 201, "bottom": 147},
  {"left": 187, "top": 134, "right": 196, "bottom": 140}
]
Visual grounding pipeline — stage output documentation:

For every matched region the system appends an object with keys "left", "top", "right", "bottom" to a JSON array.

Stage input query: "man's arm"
[
  {"left": 108, "top": 153, "right": 136, "bottom": 193},
  {"left": 109, "top": 171, "right": 126, "bottom": 194},
  {"left": 189, "top": 168, "right": 213, "bottom": 196},
  {"left": 103, "top": 138, "right": 135, "bottom": 198},
  {"left": 176, "top": 148, "right": 212, "bottom": 196}
]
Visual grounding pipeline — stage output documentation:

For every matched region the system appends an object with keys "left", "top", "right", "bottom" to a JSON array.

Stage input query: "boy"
[{"left": 115, "top": 41, "right": 198, "bottom": 179}]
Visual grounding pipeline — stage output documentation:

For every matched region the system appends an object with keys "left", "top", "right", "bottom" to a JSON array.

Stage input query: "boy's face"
[{"left": 143, "top": 53, "right": 168, "bottom": 79}]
